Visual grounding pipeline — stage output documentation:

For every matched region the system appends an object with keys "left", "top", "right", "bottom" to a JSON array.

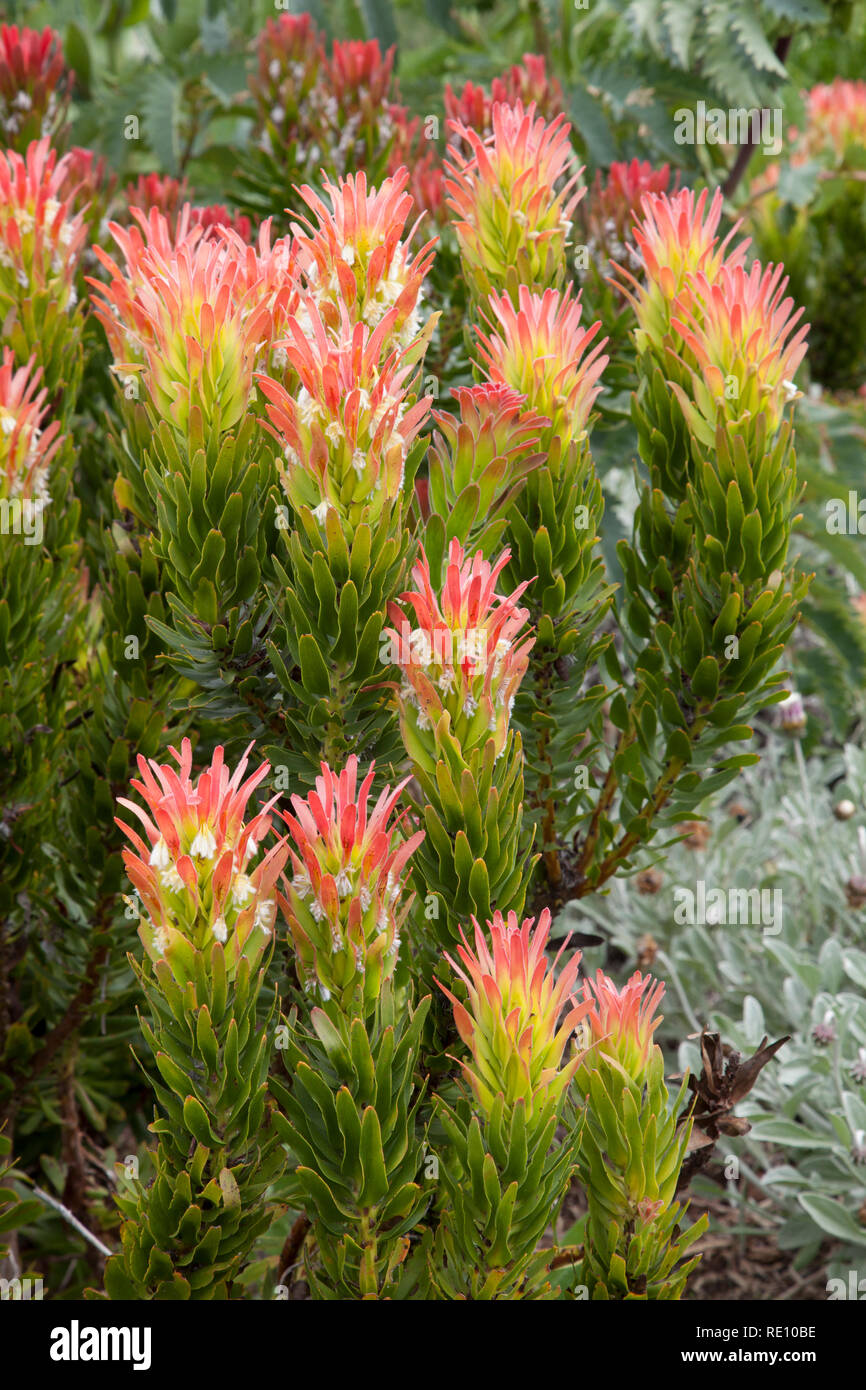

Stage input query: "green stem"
[
  {"left": 358, "top": 1208, "right": 379, "bottom": 1297},
  {"left": 531, "top": 656, "right": 562, "bottom": 888}
]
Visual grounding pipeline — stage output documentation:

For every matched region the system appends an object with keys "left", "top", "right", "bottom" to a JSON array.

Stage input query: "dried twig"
[{"left": 29, "top": 1184, "right": 113, "bottom": 1259}]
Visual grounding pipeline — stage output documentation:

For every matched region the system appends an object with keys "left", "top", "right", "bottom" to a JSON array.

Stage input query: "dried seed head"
[
  {"left": 636, "top": 932, "right": 659, "bottom": 969},
  {"left": 636, "top": 870, "right": 663, "bottom": 897},
  {"left": 677, "top": 820, "right": 711, "bottom": 850}
]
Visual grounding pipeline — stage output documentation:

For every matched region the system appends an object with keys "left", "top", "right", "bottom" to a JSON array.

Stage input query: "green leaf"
[
  {"left": 195, "top": 1007, "right": 219, "bottom": 1076},
  {"left": 777, "top": 159, "right": 822, "bottom": 207},
  {"left": 842, "top": 952, "right": 866, "bottom": 988},
  {"left": 104, "top": 1255, "right": 140, "bottom": 1300},
  {"left": 310, "top": 1009, "right": 351, "bottom": 1071},
  {"left": 797, "top": 1193, "right": 866, "bottom": 1246},
  {"left": 665, "top": 728, "right": 692, "bottom": 762},
  {"left": 65, "top": 24, "right": 93, "bottom": 98},
  {"left": 424, "top": 0, "right": 460, "bottom": 33},
  {"left": 298, "top": 633, "right": 330, "bottom": 698},
  {"left": 123, "top": 0, "right": 151, "bottom": 24},
  {"left": 297, "top": 1167, "right": 355, "bottom": 1234},
  {"left": 0, "top": 1198, "right": 43, "bottom": 1234},
  {"left": 154, "top": 1272, "right": 191, "bottom": 1300},
  {"left": 357, "top": 0, "right": 398, "bottom": 50},
  {"left": 747, "top": 1118, "right": 837, "bottom": 1149},
  {"left": 761, "top": 0, "right": 827, "bottom": 24},
  {"left": 335, "top": 1088, "right": 363, "bottom": 1180},
  {"left": 358, "top": 1107, "right": 389, "bottom": 1206},
  {"left": 349, "top": 1019, "right": 375, "bottom": 1097},
  {"left": 183, "top": 1095, "right": 219, "bottom": 1147},
  {"left": 155, "top": 1050, "right": 192, "bottom": 1099},
  {"left": 609, "top": 692, "right": 630, "bottom": 731},
  {"left": 218, "top": 1167, "right": 241, "bottom": 1211},
  {"left": 567, "top": 85, "right": 617, "bottom": 166},
  {"left": 730, "top": 9, "right": 789, "bottom": 75},
  {"left": 661, "top": 0, "right": 698, "bottom": 65},
  {"left": 142, "top": 70, "right": 180, "bottom": 176},
  {"left": 691, "top": 655, "right": 720, "bottom": 702}
]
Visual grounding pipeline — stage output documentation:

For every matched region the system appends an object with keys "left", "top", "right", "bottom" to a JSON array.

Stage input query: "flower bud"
[
  {"left": 115, "top": 739, "right": 287, "bottom": 977},
  {"left": 445, "top": 100, "right": 584, "bottom": 302},
  {"left": 278, "top": 755, "right": 424, "bottom": 1014},
  {"left": 579, "top": 968, "right": 665, "bottom": 1085},
  {"left": 438, "top": 908, "right": 590, "bottom": 1124},
  {"left": 386, "top": 538, "right": 535, "bottom": 771},
  {"left": 476, "top": 285, "right": 607, "bottom": 453}
]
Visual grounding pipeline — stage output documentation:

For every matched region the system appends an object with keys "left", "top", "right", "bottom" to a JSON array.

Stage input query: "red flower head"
[
  {"left": 321, "top": 39, "right": 403, "bottom": 179},
  {"left": 0, "top": 25, "right": 71, "bottom": 150},
  {"left": 584, "top": 159, "right": 672, "bottom": 269},
  {"left": 118, "top": 182, "right": 252, "bottom": 245},
  {"left": 444, "top": 80, "right": 494, "bottom": 138},
  {"left": 445, "top": 100, "right": 584, "bottom": 301},
  {"left": 438, "top": 908, "right": 591, "bottom": 1123},
  {"left": 123, "top": 173, "right": 189, "bottom": 225},
  {"left": 579, "top": 969, "right": 665, "bottom": 1084},
  {"left": 189, "top": 204, "right": 253, "bottom": 243},
  {"left": 799, "top": 79, "right": 866, "bottom": 164},
  {"left": 669, "top": 258, "right": 809, "bottom": 446},
  {"left": 115, "top": 739, "right": 287, "bottom": 976},
  {"left": 427, "top": 381, "right": 548, "bottom": 531},
  {"left": 477, "top": 285, "right": 607, "bottom": 451},
  {"left": 90, "top": 208, "right": 296, "bottom": 434},
  {"left": 386, "top": 538, "right": 535, "bottom": 773},
  {"left": 278, "top": 756, "right": 424, "bottom": 1012},
  {"left": 0, "top": 138, "right": 87, "bottom": 309},
  {"left": 254, "top": 11, "right": 324, "bottom": 92},
  {"left": 291, "top": 166, "right": 437, "bottom": 359},
  {"left": 491, "top": 53, "right": 565, "bottom": 123},
  {"left": 444, "top": 55, "right": 563, "bottom": 150},
  {"left": 0, "top": 347, "right": 62, "bottom": 514},
  {"left": 250, "top": 22, "right": 400, "bottom": 184},
  {"left": 611, "top": 186, "right": 749, "bottom": 352},
  {"left": 249, "top": 12, "right": 325, "bottom": 162},
  {"left": 327, "top": 38, "right": 396, "bottom": 115},
  {"left": 257, "top": 295, "right": 431, "bottom": 534}
]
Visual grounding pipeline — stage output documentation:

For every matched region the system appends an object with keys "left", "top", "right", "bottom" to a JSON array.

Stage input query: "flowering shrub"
[
  {"left": 0, "top": 137, "right": 87, "bottom": 419},
  {"left": 563, "top": 739, "right": 866, "bottom": 1285},
  {"left": 0, "top": 24, "right": 70, "bottom": 152},
  {"left": 0, "top": 5, "right": 835, "bottom": 1314},
  {"left": 439, "top": 908, "right": 588, "bottom": 1121},
  {"left": 241, "top": 16, "right": 437, "bottom": 229},
  {"left": 444, "top": 54, "right": 564, "bottom": 148},
  {"left": 0, "top": 347, "right": 61, "bottom": 512},
  {"left": 279, "top": 754, "right": 423, "bottom": 1013},
  {"left": 115, "top": 738, "right": 286, "bottom": 973},
  {"left": 387, "top": 538, "right": 534, "bottom": 768},
  {"left": 746, "top": 78, "right": 866, "bottom": 392},
  {"left": 445, "top": 100, "right": 583, "bottom": 306}
]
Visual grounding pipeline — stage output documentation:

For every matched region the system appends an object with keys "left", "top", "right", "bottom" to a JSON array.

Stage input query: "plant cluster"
[{"left": 4, "top": 3, "right": 859, "bottom": 1308}]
